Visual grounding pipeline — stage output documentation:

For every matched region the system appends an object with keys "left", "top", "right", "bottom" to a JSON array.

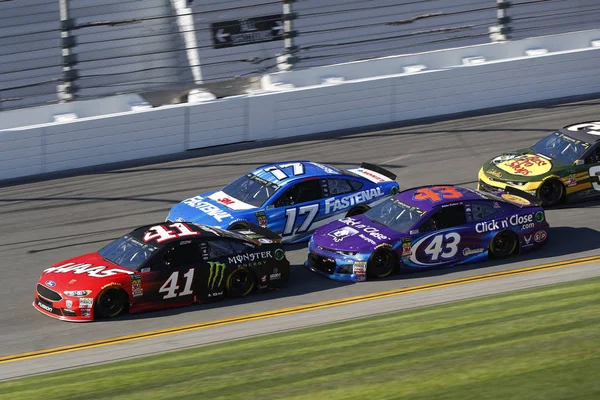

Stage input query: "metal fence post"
[
  {"left": 58, "top": 0, "right": 78, "bottom": 102},
  {"left": 277, "top": 0, "right": 297, "bottom": 71},
  {"left": 489, "top": 0, "right": 512, "bottom": 42}
]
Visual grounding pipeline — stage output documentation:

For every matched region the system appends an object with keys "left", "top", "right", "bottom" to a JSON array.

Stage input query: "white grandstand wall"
[{"left": 1, "top": 29, "right": 600, "bottom": 181}]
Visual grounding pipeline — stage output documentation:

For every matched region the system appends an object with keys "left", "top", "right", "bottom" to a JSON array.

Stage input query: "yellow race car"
[{"left": 478, "top": 122, "right": 600, "bottom": 206}]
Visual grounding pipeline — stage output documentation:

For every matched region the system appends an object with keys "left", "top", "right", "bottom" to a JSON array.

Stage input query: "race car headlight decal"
[
  {"left": 337, "top": 265, "right": 354, "bottom": 274},
  {"left": 507, "top": 181, "right": 527, "bottom": 186},
  {"left": 336, "top": 250, "right": 358, "bottom": 256},
  {"left": 64, "top": 290, "right": 92, "bottom": 297}
]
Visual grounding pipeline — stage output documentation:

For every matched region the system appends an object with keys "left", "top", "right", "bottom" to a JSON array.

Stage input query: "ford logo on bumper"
[{"left": 45, "top": 280, "right": 56, "bottom": 287}]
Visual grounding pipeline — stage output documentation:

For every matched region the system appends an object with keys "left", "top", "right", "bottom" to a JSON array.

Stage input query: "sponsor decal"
[
  {"left": 522, "top": 234, "right": 534, "bottom": 247},
  {"left": 237, "top": 230, "right": 263, "bottom": 239},
  {"left": 217, "top": 197, "right": 235, "bottom": 205},
  {"left": 269, "top": 268, "right": 282, "bottom": 280},
  {"left": 44, "top": 263, "right": 134, "bottom": 278},
  {"left": 462, "top": 247, "right": 484, "bottom": 256},
  {"left": 357, "top": 168, "right": 386, "bottom": 182},
  {"left": 311, "top": 162, "right": 339, "bottom": 175},
  {"left": 359, "top": 234, "right": 376, "bottom": 245},
  {"left": 535, "top": 211, "right": 545, "bottom": 223},
  {"left": 81, "top": 310, "right": 91, "bottom": 317},
  {"left": 475, "top": 213, "right": 536, "bottom": 233},
  {"left": 567, "top": 174, "right": 577, "bottom": 187},
  {"left": 534, "top": 230, "right": 547, "bottom": 243},
  {"left": 140, "top": 267, "right": 151, "bottom": 273},
  {"left": 493, "top": 202, "right": 501, "bottom": 209},
  {"left": 258, "top": 238, "right": 273, "bottom": 244},
  {"left": 37, "top": 301, "right": 53, "bottom": 312},
  {"left": 339, "top": 217, "right": 390, "bottom": 241},
  {"left": 207, "top": 262, "right": 226, "bottom": 291},
  {"left": 495, "top": 154, "right": 551, "bottom": 176},
  {"left": 208, "top": 191, "right": 256, "bottom": 210},
  {"left": 45, "top": 280, "right": 56, "bottom": 287},
  {"left": 183, "top": 195, "right": 233, "bottom": 222},
  {"left": 275, "top": 248, "right": 285, "bottom": 261},
  {"left": 325, "top": 188, "right": 383, "bottom": 214},
  {"left": 101, "top": 282, "right": 121, "bottom": 289},
  {"left": 261, "top": 275, "right": 267, "bottom": 283},
  {"left": 79, "top": 298, "right": 94, "bottom": 308},
  {"left": 207, "top": 291, "right": 224, "bottom": 298},
  {"left": 65, "top": 300, "right": 73, "bottom": 308},
  {"left": 353, "top": 261, "right": 367, "bottom": 280},
  {"left": 131, "top": 275, "right": 143, "bottom": 298},
  {"left": 486, "top": 169, "right": 503, "bottom": 178},
  {"left": 328, "top": 226, "right": 359, "bottom": 242},
  {"left": 255, "top": 211, "right": 268, "bottom": 228},
  {"left": 501, "top": 193, "right": 531, "bottom": 205},
  {"left": 228, "top": 251, "right": 272, "bottom": 265},
  {"left": 401, "top": 238, "right": 412, "bottom": 256}
]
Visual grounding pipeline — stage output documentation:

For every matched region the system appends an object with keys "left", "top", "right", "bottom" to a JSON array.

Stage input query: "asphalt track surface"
[{"left": 1, "top": 98, "right": 600, "bottom": 377}]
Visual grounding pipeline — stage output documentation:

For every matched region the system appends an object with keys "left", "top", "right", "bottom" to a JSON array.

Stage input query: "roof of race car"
[
  {"left": 395, "top": 185, "right": 487, "bottom": 211},
  {"left": 250, "top": 161, "right": 343, "bottom": 186},
  {"left": 128, "top": 222, "right": 241, "bottom": 247},
  {"left": 560, "top": 123, "right": 600, "bottom": 143}
]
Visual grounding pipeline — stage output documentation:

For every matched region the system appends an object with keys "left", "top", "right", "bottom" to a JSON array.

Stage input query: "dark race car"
[
  {"left": 167, "top": 161, "right": 399, "bottom": 243},
  {"left": 305, "top": 185, "right": 548, "bottom": 282},
  {"left": 478, "top": 121, "right": 600, "bottom": 206},
  {"left": 34, "top": 222, "right": 290, "bottom": 321}
]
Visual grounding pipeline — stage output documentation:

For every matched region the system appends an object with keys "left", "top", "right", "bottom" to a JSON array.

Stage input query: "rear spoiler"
[
  {"left": 231, "top": 223, "right": 283, "bottom": 243},
  {"left": 347, "top": 162, "right": 396, "bottom": 183},
  {"left": 487, "top": 186, "right": 541, "bottom": 208}
]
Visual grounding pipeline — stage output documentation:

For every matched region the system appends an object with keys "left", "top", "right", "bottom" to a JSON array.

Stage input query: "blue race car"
[
  {"left": 167, "top": 161, "right": 399, "bottom": 243},
  {"left": 305, "top": 185, "right": 549, "bottom": 281}
]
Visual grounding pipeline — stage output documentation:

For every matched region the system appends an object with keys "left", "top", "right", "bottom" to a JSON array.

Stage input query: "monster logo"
[{"left": 207, "top": 262, "right": 226, "bottom": 291}]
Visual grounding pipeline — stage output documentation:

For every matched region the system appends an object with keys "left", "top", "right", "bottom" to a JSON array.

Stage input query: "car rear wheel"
[
  {"left": 537, "top": 179, "right": 564, "bottom": 207},
  {"left": 96, "top": 288, "right": 128, "bottom": 319},
  {"left": 225, "top": 268, "right": 255, "bottom": 298},
  {"left": 366, "top": 249, "right": 397, "bottom": 279},
  {"left": 489, "top": 231, "right": 518, "bottom": 259},
  {"left": 346, "top": 205, "right": 370, "bottom": 217},
  {"left": 228, "top": 222, "right": 248, "bottom": 231}
]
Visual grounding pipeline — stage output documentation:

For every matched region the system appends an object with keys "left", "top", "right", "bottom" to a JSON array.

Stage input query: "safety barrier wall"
[{"left": 1, "top": 30, "right": 600, "bottom": 182}]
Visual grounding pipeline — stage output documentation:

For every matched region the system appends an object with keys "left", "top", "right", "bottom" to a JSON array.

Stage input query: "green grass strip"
[{"left": 1, "top": 277, "right": 599, "bottom": 400}]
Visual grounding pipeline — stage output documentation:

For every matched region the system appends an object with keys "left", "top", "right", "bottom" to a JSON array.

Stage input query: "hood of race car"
[
  {"left": 312, "top": 215, "right": 404, "bottom": 252},
  {"left": 483, "top": 148, "right": 566, "bottom": 181},
  {"left": 167, "top": 191, "right": 256, "bottom": 226},
  {"left": 40, "top": 252, "right": 135, "bottom": 294}
]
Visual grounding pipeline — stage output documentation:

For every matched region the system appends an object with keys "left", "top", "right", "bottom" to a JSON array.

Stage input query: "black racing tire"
[
  {"left": 228, "top": 222, "right": 248, "bottom": 231},
  {"left": 537, "top": 179, "right": 565, "bottom": 207},
  {"left": 96, "top": 288, "right": 128, "bottom": 319},
  {"left": 346, "top": 205, "right": 370, "bottom": 217},
  {"left": 489, "top": 230, "right": 518, "bottom": 259},
  {"left": 225, "top": 268, "right": 255, "bottom": 298},
  {"left": 366, "top": 249, "right": 397, "bottom": 279}
]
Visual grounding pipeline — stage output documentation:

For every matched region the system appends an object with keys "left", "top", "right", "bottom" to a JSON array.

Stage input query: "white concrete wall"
[{"left": 2, "top": 29, "right": 600, "bottom": 182}]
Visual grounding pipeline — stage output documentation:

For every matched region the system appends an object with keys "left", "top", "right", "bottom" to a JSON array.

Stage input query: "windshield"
[
  {"left": 98, "top": 235, "right": 157, "bottom": 270},
  {"left": 531, "top": 132, "right": 590, "bottom": 165},
  {"left": 364, "top": 197, "right": 425, "bottom": 233},
  {"left": 221, "top": 174, "right": 280, "bottom": 207}
]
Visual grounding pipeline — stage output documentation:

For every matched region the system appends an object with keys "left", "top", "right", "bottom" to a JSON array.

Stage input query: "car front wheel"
[
  {"left": 96, "top": 288, "right": 128, "bottom": 319},
  {"left": 367, "top": 249, "right": 397, "bottom": 279}
]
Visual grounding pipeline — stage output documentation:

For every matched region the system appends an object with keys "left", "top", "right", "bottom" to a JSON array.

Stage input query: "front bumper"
[
  {"left": 33, "top": 286, "right": 95, "bottom": 322},
  {"left": 304, "top": 241, "right": 368, "bottom": 282},
  {"left": 477, "top": 168, "right": 540, "bottom": 194}
]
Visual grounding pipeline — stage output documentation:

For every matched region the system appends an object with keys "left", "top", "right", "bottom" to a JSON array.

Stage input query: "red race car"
[{"left": 33, "top": 222, "right": 290, "bottom": 322}]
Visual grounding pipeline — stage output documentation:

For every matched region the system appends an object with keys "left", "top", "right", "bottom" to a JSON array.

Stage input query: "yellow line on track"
[{"left": 2, "top": 254, "right": 599, "bottom": 365}]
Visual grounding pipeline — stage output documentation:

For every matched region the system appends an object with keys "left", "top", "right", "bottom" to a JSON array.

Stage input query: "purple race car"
[{"left": 305, "top": 185, "right": 549, "bottom": 282}]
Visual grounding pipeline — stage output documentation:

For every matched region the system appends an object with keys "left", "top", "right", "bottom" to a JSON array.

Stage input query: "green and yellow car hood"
[{"left": 483, "top": 148, "right": 568, "bottom": 182}]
